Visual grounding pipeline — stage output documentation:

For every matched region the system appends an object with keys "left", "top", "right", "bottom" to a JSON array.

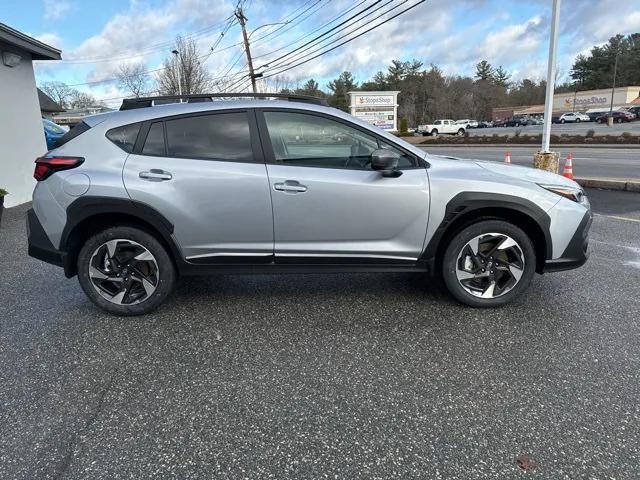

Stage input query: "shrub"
[
  {"left": 514, "top": 128, "right": 522, "bottom": 137},
  {"left": 399, "top": 118, "right": 408, "bottom": 135},
  {"left": 586, "top": 129, "right": 595, "bottom": 138},
  {"left": 621, "top": 131, "right": 632, "bottom": 139},
  {"left": 0, "top": 189, "right": 8, "bottom": 197}
]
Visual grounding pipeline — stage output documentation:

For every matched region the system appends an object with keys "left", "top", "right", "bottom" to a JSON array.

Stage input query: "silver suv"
[{"left": 27, "top": 94, "right": 592, "bottom": 315}]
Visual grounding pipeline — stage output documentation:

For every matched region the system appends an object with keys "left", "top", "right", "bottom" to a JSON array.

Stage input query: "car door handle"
[
  {"left": 274, "top": 180, "right": 307, "bottom": 193},
  {"left": 139, "top": 169, "right": 172, "bottom": 181}
]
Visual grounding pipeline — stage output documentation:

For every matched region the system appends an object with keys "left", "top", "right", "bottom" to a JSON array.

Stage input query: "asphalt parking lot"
[
  {"left": 422, "top": 145, "right": 640, "bottom": 179},
  {"left": 1, "top": 189, "right": 639, "bottom": 479},
  {"left": 465, "top": 120, "right": 640, "bottom": 137}
]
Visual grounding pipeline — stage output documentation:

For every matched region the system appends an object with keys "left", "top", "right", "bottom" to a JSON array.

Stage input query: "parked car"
[
  {"left": 586, "top": 111, "right": 604, "bottom": 122},
  {"left": 505, "top": 116, "right": 533, "bottom": 127},
  {"left": 417, "top": 119, "right": 465, "bottom": 136},
  {"left": 27, "top": 93, "right": 591, "bottom": 315},
  {"left": 456, "top": 119, "right": 478, "bottom": 128},
  {"left": 493, "top": 119, "right": 508, "bottom": 127},
  {"left": 559, "top": 112, "right": 590, "bottom": 123},
  {"left": 595, "top": 110, "right": 636, "bottom": 123},
  {"left": 625, "top": 106, "right": 640, "bottom": 119},
  {"left": 42, "top": 118, "right": 67, "bottom": 150},
  {"left": 477, "top": 121, "right": 493, "bottom": 128}
]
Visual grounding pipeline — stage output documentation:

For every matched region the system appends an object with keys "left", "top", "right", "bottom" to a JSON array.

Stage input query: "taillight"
[{"left": 34, "top": 156, "right": 84, "bottom": 181}]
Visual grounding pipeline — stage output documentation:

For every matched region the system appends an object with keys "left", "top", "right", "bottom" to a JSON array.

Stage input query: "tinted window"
[
  {"left": 263, "top": 111, "right": 380, "bottom": 170},
  {"left": 165, "top": 112, "right": 253, "bottom": 161},
  {"left": 142, "top": 122, "right": 165, "bottom": 156},
  {"left": 379, "top": 141, "right": 415, "bottom": 168},
  {"left": 54, "top": 121, "right": 91, "bottom": 149},
  {"left": 106, "top": 122, "right": 141, "bottom": 153}
]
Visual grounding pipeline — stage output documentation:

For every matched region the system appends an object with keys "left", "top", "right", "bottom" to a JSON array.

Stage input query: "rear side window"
[
  {"left": 142, "top": 122, "right": 166, "bottom": 156},
  {"left": 106, "top": 122, "right": 141, "bottom": 153},
  {"left": 165, "top": 112, "right": 253, "bottom": 162},
  {"left": 53, "top": 121, "right": 90, "bottom": 149}
]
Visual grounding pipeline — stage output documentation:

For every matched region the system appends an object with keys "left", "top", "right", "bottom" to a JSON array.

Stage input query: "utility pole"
[
  {"left": 235, "top": 7, "right": 258, "bottom": 93},
  {"left": 172, "top": 49, "right": 183, "bottom": 98}
]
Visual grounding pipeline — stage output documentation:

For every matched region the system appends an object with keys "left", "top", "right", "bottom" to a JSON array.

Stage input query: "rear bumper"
[
  {"left": 543, "top": 209, "right": 592, "bottom": 273},
  {"left": 27, "top": 208, "right": 70, "bottom": 273}
]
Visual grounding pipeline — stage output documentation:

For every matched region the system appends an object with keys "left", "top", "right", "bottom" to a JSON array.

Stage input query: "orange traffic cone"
[
  {"left": 563, "top": 153, "right": 574, "bottom": 179},
  {"left": 504, "top": 151, "right": 511, "bottom": 164}
]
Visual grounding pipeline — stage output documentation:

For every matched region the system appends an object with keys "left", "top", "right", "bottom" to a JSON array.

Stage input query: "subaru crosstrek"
[{"left": 27, "top": 94, "right": 592, "bottom": 315}]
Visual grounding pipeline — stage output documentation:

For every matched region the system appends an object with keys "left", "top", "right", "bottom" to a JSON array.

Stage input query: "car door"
[
  {"left": 256, "top": 109, "right": 430, "bottom": 264},
  {"left": 123, "top": 109, "right": 274, "bottom": 262}
]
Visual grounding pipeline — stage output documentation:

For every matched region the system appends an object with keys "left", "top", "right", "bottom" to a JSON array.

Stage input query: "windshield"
[{"left": 43, "top": 119, "right": 66, "bottom": 134}]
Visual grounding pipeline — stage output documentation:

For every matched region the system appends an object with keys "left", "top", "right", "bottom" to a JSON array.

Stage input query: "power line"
[
  {"left": 252, "top": 0, "right": 368, "bottom": 60},
  {"left": 262, "top": 0, "right": 426, "bottom": 80},
  {"left": 58, "top": 15, "right": 236, "bottom": 64},
  {"left": 249, "top": 0, "right": 326, "bottom": 46},
  {"left": 256, "top": 0, "right": 388, "bottom": 71}
]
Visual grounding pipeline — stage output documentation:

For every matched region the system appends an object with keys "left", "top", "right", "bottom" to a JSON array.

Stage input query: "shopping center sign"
[{"left": 348, "top": 91, "right": 400, "bottom": 131}]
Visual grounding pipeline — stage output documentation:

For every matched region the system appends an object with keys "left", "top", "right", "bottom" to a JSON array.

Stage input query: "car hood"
[
  {"left": 474, "top": 159, "right": 579, "bottom": 187},
  {"left": 431, "top": 154, "right": 579, "bottom": 188}
]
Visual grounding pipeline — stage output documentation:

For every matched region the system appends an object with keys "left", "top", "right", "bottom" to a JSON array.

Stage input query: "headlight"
[{"left": 538, "top": 184, "right": 587, "bottom": 203}]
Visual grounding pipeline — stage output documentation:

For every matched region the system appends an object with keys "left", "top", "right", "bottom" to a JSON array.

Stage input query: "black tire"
[
  {"left": 457, "top": 128, "right": 465, "bottom": 136},
  {"left": 576, "top": 118, "right": 581, "bottom": 123},
  {"left": 560, "top": 119, "right": 565, "bottom": 124},
  {"left": 77, "top": 226, "right": 176, "bottom": 316},
  {"left": 430, "top": 129, "right": 438, "bottom": 137},
  {"left": 441, "top": 220, "right": 536, "bottom": 308},
  {"left": 617, "top": 118, "right": 622, "bottom": 123}
]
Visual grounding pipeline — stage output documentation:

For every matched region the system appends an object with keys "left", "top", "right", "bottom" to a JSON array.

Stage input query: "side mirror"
[{"left": 371, "top": 149, "right": 402, "bottom": 177}]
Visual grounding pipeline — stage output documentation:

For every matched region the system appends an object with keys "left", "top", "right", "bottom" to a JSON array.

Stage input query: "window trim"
[
  {"left": 131, "top": 108, "right": 264, "bottom": 164},
  {"left": 255, "top": 108, "right": 425, "bottom": 171}
]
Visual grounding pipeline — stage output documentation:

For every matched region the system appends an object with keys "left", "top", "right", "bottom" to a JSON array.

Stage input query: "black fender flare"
[
  {"left": 421, "top": 192, "right": 553, "bottom": 269},
  {"left": 61, "top": 196, "right": 184, "bottom": 276}
]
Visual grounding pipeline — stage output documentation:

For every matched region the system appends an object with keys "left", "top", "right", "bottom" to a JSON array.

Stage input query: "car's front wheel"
[
  {"left": 457, "top": 128, "right": 465, "bottom": 136},
  {"left": 441, "top": 220, "right": 536, "bottom": 307},
  {"left": 77, "top": 226, "right": 176, "bottom": 316},
  {"left": 430, "top": 129, "right": 438, "bottom": 137}
]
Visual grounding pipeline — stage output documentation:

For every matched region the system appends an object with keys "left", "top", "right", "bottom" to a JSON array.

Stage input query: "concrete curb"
[{"left": 575, "top": 177, "right": 640, "bottom": 192}]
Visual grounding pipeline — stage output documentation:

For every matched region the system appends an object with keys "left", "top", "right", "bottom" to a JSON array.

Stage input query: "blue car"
[{"left": 43, "top": 118, "right": 67, "bottom": 150}]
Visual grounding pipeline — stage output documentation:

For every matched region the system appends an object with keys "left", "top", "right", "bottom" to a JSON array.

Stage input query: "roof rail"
[{"left": 119, "top": 93, "right": 329, "bottom": 111}]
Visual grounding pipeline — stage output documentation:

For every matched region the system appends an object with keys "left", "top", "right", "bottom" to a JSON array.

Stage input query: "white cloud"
[
  {"left": 35, "top": 32, "right": 63, "bottom": 49},
  {"left": 44, "top": 0, "right": 71, "bottom": 20}
]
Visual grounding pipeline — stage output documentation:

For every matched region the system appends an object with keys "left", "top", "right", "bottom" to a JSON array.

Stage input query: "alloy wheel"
[
  {"left": 455, "top": 233, "right": 525, "bottom": 298},
  {"left": 88, "top": 239, "right": 159, "bottom": 305}
]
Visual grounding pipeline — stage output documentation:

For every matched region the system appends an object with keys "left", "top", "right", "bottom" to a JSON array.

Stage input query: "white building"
[
  {"left": 0, "top": 23, "right": 61, "bottom": 207},
  {"left": 348, "top": 91, "right": 400, "bottom": 131}
]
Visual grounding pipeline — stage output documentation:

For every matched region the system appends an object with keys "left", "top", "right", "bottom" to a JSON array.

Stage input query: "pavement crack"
[
  {"left": 85, "top": 368, "right": 118, "bottom": 429},
  {"left": 50, "top": 368, "right": 118, "bottom": 479}
]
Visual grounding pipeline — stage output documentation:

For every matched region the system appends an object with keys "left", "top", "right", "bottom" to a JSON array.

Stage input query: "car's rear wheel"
[
  {"left": 457, "top": 128, "right": 465, "bottom": 136},
  {"left": 430, "top": 129, "right": 438, "bottom": 137},
  {"left": 576, "top": 118, "right": 581, "bottom": 123},
  {"left": 77, "top": 226, "right": 176, "bottom": 316},
  {"left": 441, "top": 220, "right": 536, "bottom": 307}
]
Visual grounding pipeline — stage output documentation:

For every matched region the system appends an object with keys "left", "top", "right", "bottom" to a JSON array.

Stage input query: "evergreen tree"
[
  {"left": 327, "top": 71, "right": 357, "bottom": 112},
  {"left": 475, "top": 60, "right": 494, "bottom": 81}
]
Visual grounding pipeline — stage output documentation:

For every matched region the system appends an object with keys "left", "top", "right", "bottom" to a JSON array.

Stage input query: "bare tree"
[
  {"left": 157, "top": 36, "right": 212, "bottom": 95},
  {"left": 116, "top": 62, "right": 150, "bottom": 97},
  {"left": 39, "top": 81, "right": 73, "bottom": 108},
  {"left": 69, "top": 90, "right": 98, "bottom": 109}
]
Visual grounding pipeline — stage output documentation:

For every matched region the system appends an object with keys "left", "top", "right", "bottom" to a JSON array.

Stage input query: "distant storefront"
[
  {"left": 492, "top": 86, "right": 640, "bottom": 120},
  {"left": 348, "top": 91, "right": 400, "bottom": 131}
]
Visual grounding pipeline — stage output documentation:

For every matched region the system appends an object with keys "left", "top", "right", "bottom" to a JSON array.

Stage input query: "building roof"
[
  {"left": 37, "top": 88, "right": 63, "bottom": 113},
  {"left": 0, "top": 23, "right": 61, "bottom": 60}
]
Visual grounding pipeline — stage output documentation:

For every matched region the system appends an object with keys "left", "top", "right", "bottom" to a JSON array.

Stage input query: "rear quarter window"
[{"left": 106, "top": 122, "right": 142, "bottom": 153}]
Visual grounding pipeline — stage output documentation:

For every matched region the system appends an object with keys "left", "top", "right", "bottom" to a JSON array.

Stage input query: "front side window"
[
  {"left": 263, "top": 111, "right": 384, "bottom": 170},
  {"left": 165, "top": 112, "right": 253, "bottom": 162}
]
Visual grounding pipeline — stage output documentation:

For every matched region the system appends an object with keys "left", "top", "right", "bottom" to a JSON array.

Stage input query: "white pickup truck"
[{"left": 416, "top": 119, "right": 466, "bottom": 137}]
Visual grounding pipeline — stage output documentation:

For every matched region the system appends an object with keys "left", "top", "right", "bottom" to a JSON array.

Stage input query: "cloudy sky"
[{"left": 4, "top": 0, "right": 640, "bottom": 106}]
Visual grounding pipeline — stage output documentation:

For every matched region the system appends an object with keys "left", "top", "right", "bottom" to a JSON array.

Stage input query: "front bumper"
[
  {"left": 543, "top": 209, "right": 592, "bottom": 273},
  {"left": 27, "top": 208, "right": 70, "bottom": 272}
]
